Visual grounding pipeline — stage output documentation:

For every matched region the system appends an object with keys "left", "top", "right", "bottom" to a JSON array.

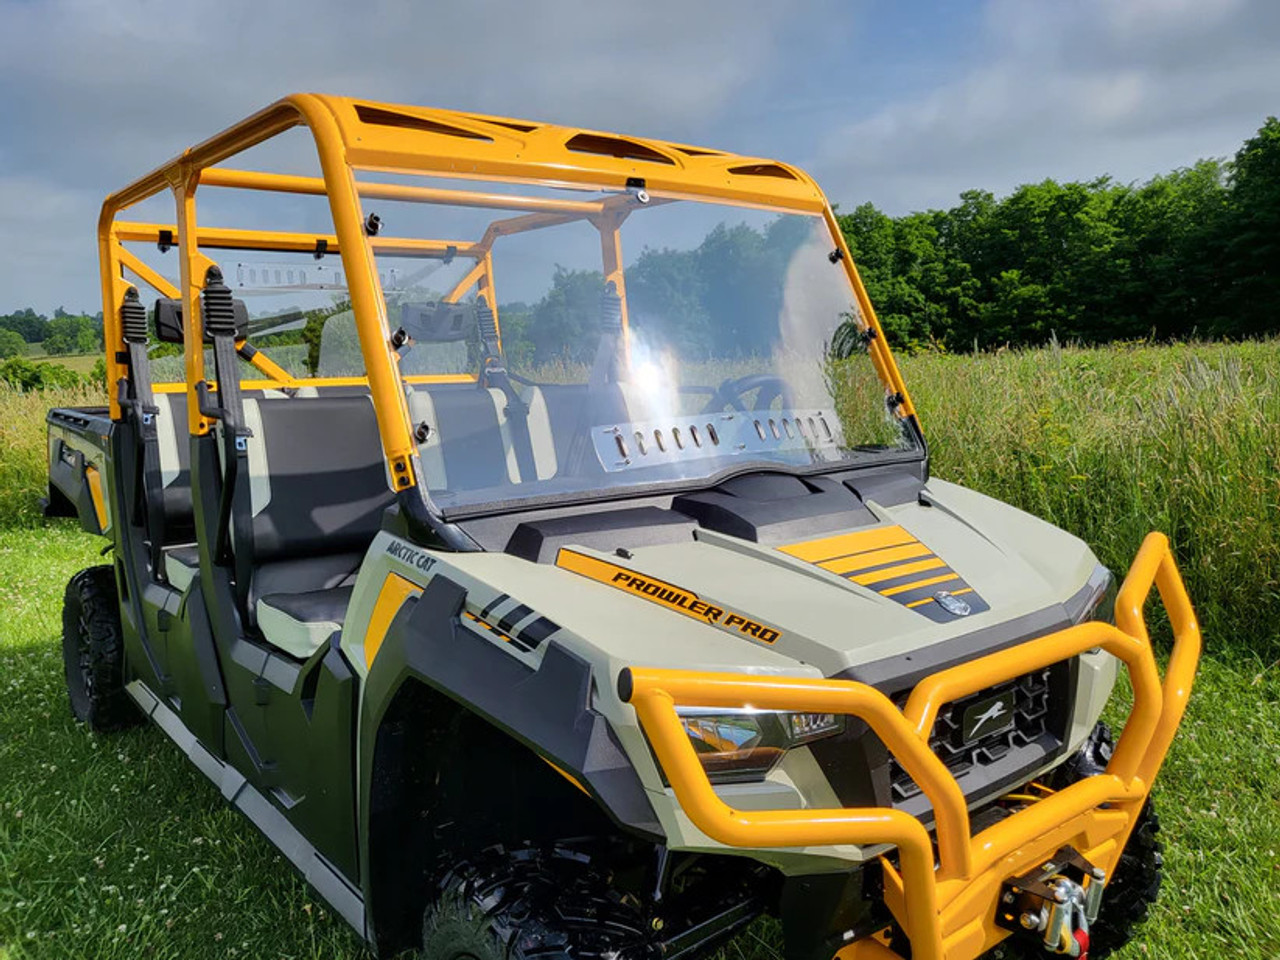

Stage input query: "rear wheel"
[
  {"left": 421, "top": 846, "right": 653, "bottom": 960},
  {"left": 62, "top": 565, "right": 138, "bottom": 731},
  {"left": 985, "top": 724, "right": 1164, "bottom": 960}
]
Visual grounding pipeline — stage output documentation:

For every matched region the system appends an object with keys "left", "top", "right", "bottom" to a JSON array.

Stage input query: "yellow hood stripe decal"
[
  {"left": 821, "top": 541, "right": 932, "bottom": 575},
  {"left": 777, "top": 524, "right": 916, "bottom": 563},
  {"left": 779, "top": 524, "right": 987, "bottom": 618},
  {"left": 850, "top": 556, "right": 947, "bottom": 586}
]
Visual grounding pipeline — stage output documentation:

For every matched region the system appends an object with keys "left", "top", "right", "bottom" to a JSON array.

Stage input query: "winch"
[{"left": 997, "top": 847, "right": 1107, "bottom": 958}]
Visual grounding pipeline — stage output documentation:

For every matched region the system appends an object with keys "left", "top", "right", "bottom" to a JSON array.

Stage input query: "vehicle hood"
[{"left": 440, "top": 477, "right": 1103, "bottom": 685}]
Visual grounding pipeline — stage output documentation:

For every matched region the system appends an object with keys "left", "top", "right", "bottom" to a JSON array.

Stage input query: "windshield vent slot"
[
  {"left": 355, "top": 105, "right": 493, "bottom": 142},
  {"left": 728, "top": 162, "right": 797, "bottom": 180},
  {"left": 593, "top": 409, "right": 843, "bottom": 473},
  {"left": 565, "top": 133, "right": 675, "bottom": 165}
]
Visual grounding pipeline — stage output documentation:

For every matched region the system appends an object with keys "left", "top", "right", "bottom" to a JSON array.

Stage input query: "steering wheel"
[{"left": 701, "top": 374, "right": 793, "bottom": 414}]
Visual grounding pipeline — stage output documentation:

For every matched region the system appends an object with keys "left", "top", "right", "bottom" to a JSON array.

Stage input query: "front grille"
[{"left": 889, "top": 666, "right": 1059, "bottom": 805}]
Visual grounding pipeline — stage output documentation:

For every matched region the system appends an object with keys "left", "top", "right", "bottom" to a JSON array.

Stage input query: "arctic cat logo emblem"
[
  {"left": 555, "top": 549, "right": 782, "bottom": 644},
  {"left": 935, "top": 590, "right": 972, "bottom": 617},
  {"left": 962, "top": 691, "right": 1017, "bottom": 742}
]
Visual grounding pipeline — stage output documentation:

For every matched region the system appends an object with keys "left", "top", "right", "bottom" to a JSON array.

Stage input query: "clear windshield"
[{"left": 357, "top": 183, "right": 919, "bottom": 513}]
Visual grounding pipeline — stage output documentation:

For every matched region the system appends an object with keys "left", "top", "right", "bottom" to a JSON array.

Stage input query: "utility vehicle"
[{"left": 48, "top": 94, "right": 1201, "bottom": 960}]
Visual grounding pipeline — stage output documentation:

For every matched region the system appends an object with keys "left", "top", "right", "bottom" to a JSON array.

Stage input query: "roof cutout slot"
[
  {"left": 355, "top": 105, "right": 493, "bottom": 142},
  {"left": 474, "top": 117, "right": 537, "bottom": 133},
  {"left": 672, "top": 145, "right": 724, "bottom": 157},
  {"left": 565, "top": 133, "right": 675, "bottom": 165},
  {"left": 728, "top": 162, "right": 797, "bottom": 180}
]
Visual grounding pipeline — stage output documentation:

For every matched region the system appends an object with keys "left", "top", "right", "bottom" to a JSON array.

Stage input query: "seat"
[
  {"left": 157, "top": 389, "right": 331, "bottom": 596},
  {"left": 255, "top": 586, "right": 353, "bottom": 659},
  {"left": 408, "top": 381, "right": 637, "bottom": 494},
  {"left": 153, "top": 391, "right": 196, "bottom": 544},
  {"left": 163, "top": 543, "right": 200, "bottom": 593},
  {"left": 225, "top": 394, "right": 392, "bottom": 658},
  {"left": 408, "top": 384, "right": 552, "bottom": 492}
]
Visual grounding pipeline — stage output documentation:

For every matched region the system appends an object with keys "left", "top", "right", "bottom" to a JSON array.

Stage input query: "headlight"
[
  {"left": 676, "top": 708, "right": 846, "bottom": 783},
  {"left": 1078, "top": 568, "right": 1117, "bottom": 625}
]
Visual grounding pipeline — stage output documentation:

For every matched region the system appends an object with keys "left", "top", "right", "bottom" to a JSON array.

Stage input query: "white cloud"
[{"left": 813, "top": 0, "right": 1280, "bottom": 214}]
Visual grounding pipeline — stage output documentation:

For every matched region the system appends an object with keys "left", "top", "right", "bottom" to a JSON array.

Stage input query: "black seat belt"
[
  {"left": 118, "top": 287, "right": 165, "bottom": 576},
  {"left": 476, "top": 297, "right": 539, "bottom": 483},
  {"left": 195, "top": 266, "right": 256, "bottom": 623}
]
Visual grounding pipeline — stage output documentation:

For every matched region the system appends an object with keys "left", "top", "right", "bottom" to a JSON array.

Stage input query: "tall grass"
[
  {"left": 3, "top": 340, "right": 1277, "bottom": 659},
  {"left": 0, "top": 383, "right": 105, "bottom": 528},
  {"left": 913, "top": 340, "right": 1280, "bottom": 662}
]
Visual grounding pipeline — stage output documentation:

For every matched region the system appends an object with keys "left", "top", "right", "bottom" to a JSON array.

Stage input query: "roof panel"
[{"left": 326, "top": 95, "right": 827, "bottom": 213}]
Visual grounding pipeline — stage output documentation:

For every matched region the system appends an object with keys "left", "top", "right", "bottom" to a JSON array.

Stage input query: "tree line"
[
  {"left": 0, "top": 307, "right": 104, "bottom": 359},
  {"left": 495, "top": 116, "right": 1278, "bottom": 361},
  {"left": 838, "top": 117, "right": 1280, "bottom": 351}
]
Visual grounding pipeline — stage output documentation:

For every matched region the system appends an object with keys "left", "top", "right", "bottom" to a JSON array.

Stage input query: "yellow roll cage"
[{"left": 97, "top": 93, "right": 915, "bottom": 497}]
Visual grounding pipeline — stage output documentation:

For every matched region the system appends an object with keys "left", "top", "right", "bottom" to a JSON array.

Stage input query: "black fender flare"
[{"left": 356, "top": 571, "right": 662, "bottom": 867}]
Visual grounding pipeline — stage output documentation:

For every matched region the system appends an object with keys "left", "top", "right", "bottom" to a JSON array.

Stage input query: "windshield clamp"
[{"left": 828, "top": 247, "right": 845, "bottom": 263}]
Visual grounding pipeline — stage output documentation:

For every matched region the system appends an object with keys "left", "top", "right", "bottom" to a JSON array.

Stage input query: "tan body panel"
[{"left": 339, "top": 475, "right": 1117, "bottom": 872}]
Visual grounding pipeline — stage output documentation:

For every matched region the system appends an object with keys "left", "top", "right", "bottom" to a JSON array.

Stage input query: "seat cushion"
[
  {"left": 250, "top": 553, "right": 363, "bottom": 611},
  {"left": 163, "top": 544, "right": 200, "bottom": 593},
  {"left": 256, "top": 586, "right": 354, "bottom": 660}
]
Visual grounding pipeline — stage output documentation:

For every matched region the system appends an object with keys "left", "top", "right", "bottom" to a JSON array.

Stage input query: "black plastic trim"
[
  {"left": 375, "top": 576, "right": 662, "bottom": 839},
  {"left": 126, "top": 681, "right": 366, "bottom": 936}
]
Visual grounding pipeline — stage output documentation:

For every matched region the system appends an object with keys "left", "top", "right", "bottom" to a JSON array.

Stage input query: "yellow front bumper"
[{"left": 620, "top": 532, "right": 1201, "bottom": 960}]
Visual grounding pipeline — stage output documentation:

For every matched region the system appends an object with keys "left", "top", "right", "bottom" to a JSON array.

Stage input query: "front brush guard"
[{"left": 618, "top": 532, "right": 1201, "bottom": 960}]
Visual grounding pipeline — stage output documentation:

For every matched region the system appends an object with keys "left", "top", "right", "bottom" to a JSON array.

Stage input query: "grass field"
[
  {"left": 19, "top": 350, "right": 101, "bottom": 376},
  {"left": 2, "top": 340, "right": 1280, "bottom": 958}
]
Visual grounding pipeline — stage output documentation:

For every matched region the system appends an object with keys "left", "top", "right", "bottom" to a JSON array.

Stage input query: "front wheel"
[
  {"left": 62, "top": 565, "right": 138, "bottom": 732},
  {"left": 421, "top": 846, "right": 653, "bottom": 960}
]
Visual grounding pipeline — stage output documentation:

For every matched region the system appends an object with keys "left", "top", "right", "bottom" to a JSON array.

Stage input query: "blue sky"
[{"left": 1, "top": 0, "right": 1277, "bottom": 314}]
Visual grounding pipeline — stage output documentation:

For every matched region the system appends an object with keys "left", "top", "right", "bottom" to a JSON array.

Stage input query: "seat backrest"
[
  {"left": 531, "top": 383, "right": 635, "bottom": 477},
  {"left": 408, "top": 381, "right": 651, "bottom": 496},
  {"left": 240, "top": 395, "right": 393, "bottom": 561},
  {"left": 153, "top": 391, "right": 195, "bottom": 542},
  {"left": 408, "top": 384, "right": 528, "bottom": 494}
]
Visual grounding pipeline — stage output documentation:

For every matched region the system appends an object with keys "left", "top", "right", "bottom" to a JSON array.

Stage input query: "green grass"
[
  {"left": 0, "top": 526, "right": 362, "bottom": 960},
  {"left": 2, "top": 340, "right": 1280, "bottom": 957},
  {"left": 29, "top": 354, "right": 100, "bottom": 376}
]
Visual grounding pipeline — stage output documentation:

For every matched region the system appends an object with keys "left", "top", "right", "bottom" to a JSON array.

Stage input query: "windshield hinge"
[{"left": 828, "top": 247, "right": 845, "bottom": 263}]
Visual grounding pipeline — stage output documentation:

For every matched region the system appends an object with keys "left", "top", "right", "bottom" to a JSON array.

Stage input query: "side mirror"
[{"left": 153, "top": 298, "right": 250, "bottom": 344}]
